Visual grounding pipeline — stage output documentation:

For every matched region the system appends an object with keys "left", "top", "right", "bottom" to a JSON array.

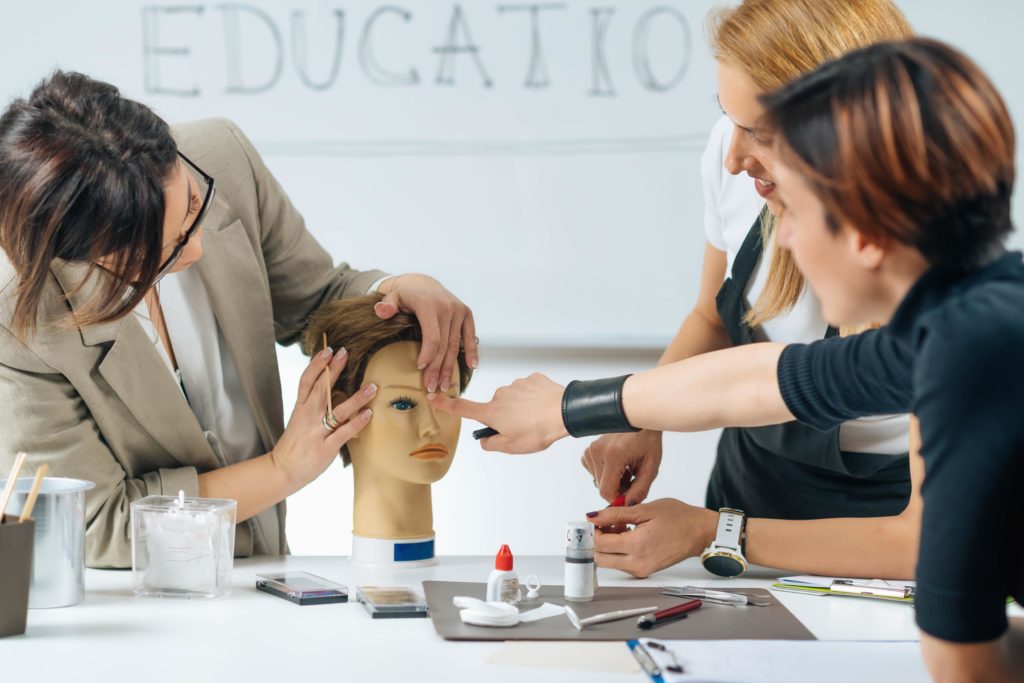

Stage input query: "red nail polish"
[{"left": 585, "top": 511, "right": 598, "bottom": 518}]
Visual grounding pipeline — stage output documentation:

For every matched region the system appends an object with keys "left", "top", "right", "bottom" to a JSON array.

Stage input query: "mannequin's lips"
[{"left": 409, "top": 444, "right": 450, "bottom": 461}]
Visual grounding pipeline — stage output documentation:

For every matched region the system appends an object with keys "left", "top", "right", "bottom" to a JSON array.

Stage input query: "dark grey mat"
[{"left": 423, "top": 581, "right": 815, "bottom": 641}]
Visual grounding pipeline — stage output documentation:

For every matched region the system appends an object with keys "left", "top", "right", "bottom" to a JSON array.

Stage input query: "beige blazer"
[{"left": 0, "top": 118, "right": 385, "bottom": 568}]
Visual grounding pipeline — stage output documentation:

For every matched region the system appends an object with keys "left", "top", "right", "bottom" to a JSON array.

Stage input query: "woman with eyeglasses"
[
  {"left": 432, "top": 39, "right": 1024, "bottom": 681},
  {"left": 0, "top": 71, "right": 479, "bottom": 567}
]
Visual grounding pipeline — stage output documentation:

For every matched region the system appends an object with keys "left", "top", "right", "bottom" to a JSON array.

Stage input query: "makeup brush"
[
  {"left": 0, "top": 452, "right": 28, "bottom": 523},
  {"left": 323, "top": 332, "right": 333, "bottom": 415},
  {"left": 19, "top": 464, "right": 49, "bottom": 523}
]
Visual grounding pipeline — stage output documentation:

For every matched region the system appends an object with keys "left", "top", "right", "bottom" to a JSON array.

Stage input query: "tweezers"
[{"left": 660, "top": 585, "right": 771, "bottom": 607}]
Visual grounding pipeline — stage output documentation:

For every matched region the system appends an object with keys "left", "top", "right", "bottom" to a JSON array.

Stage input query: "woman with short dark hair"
[
  {"left": 0, "top": 70, "right": 479, "bottom": 567},
  {"left": 434, "top": 39, "right": 1024, "bottom": 680}
]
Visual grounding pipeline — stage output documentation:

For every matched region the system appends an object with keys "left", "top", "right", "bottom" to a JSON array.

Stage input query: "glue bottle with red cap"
[{"left": 486, "top": 545, "right": 520, "bottom": 604}]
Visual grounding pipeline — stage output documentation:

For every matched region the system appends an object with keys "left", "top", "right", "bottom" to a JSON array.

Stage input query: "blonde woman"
[{"left": 575, "top": 0, "right": 920, "bottom": 578}]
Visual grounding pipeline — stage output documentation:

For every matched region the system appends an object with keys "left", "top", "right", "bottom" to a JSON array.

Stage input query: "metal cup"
[{"left": 0, "top": 477, "right": 95, "bottom": 608}]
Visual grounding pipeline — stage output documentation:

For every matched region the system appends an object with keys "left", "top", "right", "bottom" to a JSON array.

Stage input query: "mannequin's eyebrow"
[{"left": 383, "top": 384, "right": 457, "bottom": 394}]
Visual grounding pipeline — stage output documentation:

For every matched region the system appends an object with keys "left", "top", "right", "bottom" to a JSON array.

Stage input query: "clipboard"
[
  {"left": 628, "top": 640, "right": 665, "bottom": 683},
  {"left": 771, "top": 576, "right": 915, "bottom": 605}
]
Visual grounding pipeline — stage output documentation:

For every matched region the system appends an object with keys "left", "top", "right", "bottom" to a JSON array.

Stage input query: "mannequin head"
[{"left": 301, "top": 294, "right": 472, "bottom": 482}]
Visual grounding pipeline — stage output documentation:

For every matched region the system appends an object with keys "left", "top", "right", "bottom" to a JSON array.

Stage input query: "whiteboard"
[{"left": 0, "top": 1, "right": 1021, "bottom": 347}]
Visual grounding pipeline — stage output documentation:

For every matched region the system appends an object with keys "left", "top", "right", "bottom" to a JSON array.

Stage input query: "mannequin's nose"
[{"left": 419, "top": 405, "right": 442, "bottom": 440}]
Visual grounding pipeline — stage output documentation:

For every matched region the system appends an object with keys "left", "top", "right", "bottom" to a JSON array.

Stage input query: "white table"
[{"left": 5, "top": 556, "right": 936, "bottom": 682}]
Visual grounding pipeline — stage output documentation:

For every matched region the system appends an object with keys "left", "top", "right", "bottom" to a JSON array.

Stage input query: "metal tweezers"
[{"left": 660, "top": 585, "right": 771, "bottom": 607}]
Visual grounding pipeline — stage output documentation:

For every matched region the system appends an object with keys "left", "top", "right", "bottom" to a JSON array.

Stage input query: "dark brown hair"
[
  {"left": 762, "top": 38, "right": 1015, "bottom": 271},
  {"left": 0, "top": 71, "right": 177, "bottom": 337},
  {"left": 301, "top": 294, "right": 473, "bottom": 463}
]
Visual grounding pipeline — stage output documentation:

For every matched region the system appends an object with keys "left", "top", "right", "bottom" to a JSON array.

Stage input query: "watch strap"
[{"left": 713, "top": 508, "right": 746, "bottom": 553}]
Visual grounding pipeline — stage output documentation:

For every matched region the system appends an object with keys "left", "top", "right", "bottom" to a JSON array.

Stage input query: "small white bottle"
[
  {"left": 564, "top": 522, "right": 596, "bottom": 602},
  {"left": 486, "top": 544, "right": 519, "bottom": 603}
]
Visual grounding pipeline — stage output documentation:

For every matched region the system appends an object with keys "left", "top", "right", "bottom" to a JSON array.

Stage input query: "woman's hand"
[
  {"left": 375, "top": 274, "right": 479, "bottom": 393},
  {"left": 427, "top": 373, "right": 568, "bottom": 454},
  {"left": 583, "top": 429, "right": 663, "bottom": 505},
  {"left": 588, "top": 499, "right": 718, "bottom": 578},
  {"left": 271, "top": 346, "right": 375, "bottom": 489}
]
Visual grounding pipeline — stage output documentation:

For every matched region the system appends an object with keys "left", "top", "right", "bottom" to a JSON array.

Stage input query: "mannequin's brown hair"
[{"left": 301, "top": 294, "right": 473, "bottom": 463}]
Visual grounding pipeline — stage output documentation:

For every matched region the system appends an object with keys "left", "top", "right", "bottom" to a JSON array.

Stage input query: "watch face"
[{"left": 703, "top": 553, "right": 745, "bottom": 578}]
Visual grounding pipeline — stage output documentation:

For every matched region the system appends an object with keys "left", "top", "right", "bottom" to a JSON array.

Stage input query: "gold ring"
[{"left": 323, "top": 412, "right": 342, "bottom": 432}]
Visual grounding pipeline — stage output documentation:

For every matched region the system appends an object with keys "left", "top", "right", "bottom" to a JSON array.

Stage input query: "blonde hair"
[{"left": 708, "top": 0, "right": 913, "bottom": 333}]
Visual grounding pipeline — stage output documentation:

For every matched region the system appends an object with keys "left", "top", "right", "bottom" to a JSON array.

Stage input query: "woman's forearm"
[
  {"left": 623, "top": 342, "right": 792, "bottom": 433},
  {"left": 657, "top": 307, "right": 733, "bottom": 367},
  {"left": 197, "top": 452, "right": 295, "bottom": 522},
  {"left": 748, "top": 420, "right": 924, "bottom": 578},
  {"left": 658, "top": 242, "right": 733, "bottom": 367},
  {"left": 745, "top": 514, "right": 918, "bottom": 578}
]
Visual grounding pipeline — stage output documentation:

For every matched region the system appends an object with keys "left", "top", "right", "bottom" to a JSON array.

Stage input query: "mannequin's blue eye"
[{"left": 390, "top": 397, "right": 417, "bottom": 411}]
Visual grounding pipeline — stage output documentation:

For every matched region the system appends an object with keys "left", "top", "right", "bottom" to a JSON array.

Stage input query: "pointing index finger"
[{"left": 427, "top": 392, "right": 489, "bottom": 422}]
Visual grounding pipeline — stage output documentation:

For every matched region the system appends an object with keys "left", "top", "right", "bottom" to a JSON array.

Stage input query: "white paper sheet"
[
  {"left": 638, "top": 639, "right": 928, "bottom": 683},
  {"left": 486, "top": 641, "right": 640, "bottom": 673}
]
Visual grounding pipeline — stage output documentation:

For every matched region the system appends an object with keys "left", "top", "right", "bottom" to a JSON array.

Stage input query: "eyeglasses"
[{"left": 154, "top": 151, "right": 216, "bottom": 284}]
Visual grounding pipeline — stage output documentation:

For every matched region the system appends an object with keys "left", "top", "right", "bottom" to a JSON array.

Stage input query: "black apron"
[{"left": 705, "top": 214, "right": 910, "bottom": 519}]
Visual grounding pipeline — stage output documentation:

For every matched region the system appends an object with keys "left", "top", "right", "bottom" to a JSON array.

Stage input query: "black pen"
[
  {"left": 473, "top": 427, "right": 499, "bottom": 440},
  {"left": 637, "top": 598, "right": 702, "bottom": 629},
  {"left": 638, "top": 612, "right": 688, "bottom": 629}
]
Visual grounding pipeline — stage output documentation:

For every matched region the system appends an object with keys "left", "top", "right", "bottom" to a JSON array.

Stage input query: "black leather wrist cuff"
[{"left": 561, "top": 374, "right": 640, "bottom": 438}]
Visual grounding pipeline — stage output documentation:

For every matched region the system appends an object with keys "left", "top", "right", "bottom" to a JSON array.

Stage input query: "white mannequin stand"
[{"left": 351, "top": 534, "right": 438, "bottom": 568}]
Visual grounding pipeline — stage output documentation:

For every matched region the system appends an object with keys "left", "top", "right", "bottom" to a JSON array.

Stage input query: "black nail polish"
[{"left": 585, "top": 511, "right": 598, "bottom": 518}]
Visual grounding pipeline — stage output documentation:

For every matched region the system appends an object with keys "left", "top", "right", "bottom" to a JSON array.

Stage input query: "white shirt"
[
  {"left": 701, "top": 115, "right": 909, "bottom": 455},
  {"left": 135, "top": 268, "right": 264, "bottom": 467}
]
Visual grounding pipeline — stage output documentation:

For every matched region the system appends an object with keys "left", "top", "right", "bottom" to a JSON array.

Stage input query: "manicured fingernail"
[
  {"left": 364, "top": 409, "right": 373, "bottom": 419},
  {"left": 471, "top": 359, "right": 479, "bottom": 369},
  {"left": 418, "top": 363, "right": 427, "bottom": 370},
  {"left": 440, "top": 379, "right": 450, "bottom": 392},
  {"left": 365, "top": 383, "right": 377, "bottom": 396},
  {"left": 628, "top": 502, "right": 638, "bottom": 507},
  {"left": 337, "top": 346, "right": 348, "bottom": 358},
  {"left": 427, "top": 379, "right": 437, "bottom": 393},
  {"left": 586, "top": 511, "right": 599, "bottom": 518},
  {"left": 319, "top": 347, "right": 333, "bottom": 360}
]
